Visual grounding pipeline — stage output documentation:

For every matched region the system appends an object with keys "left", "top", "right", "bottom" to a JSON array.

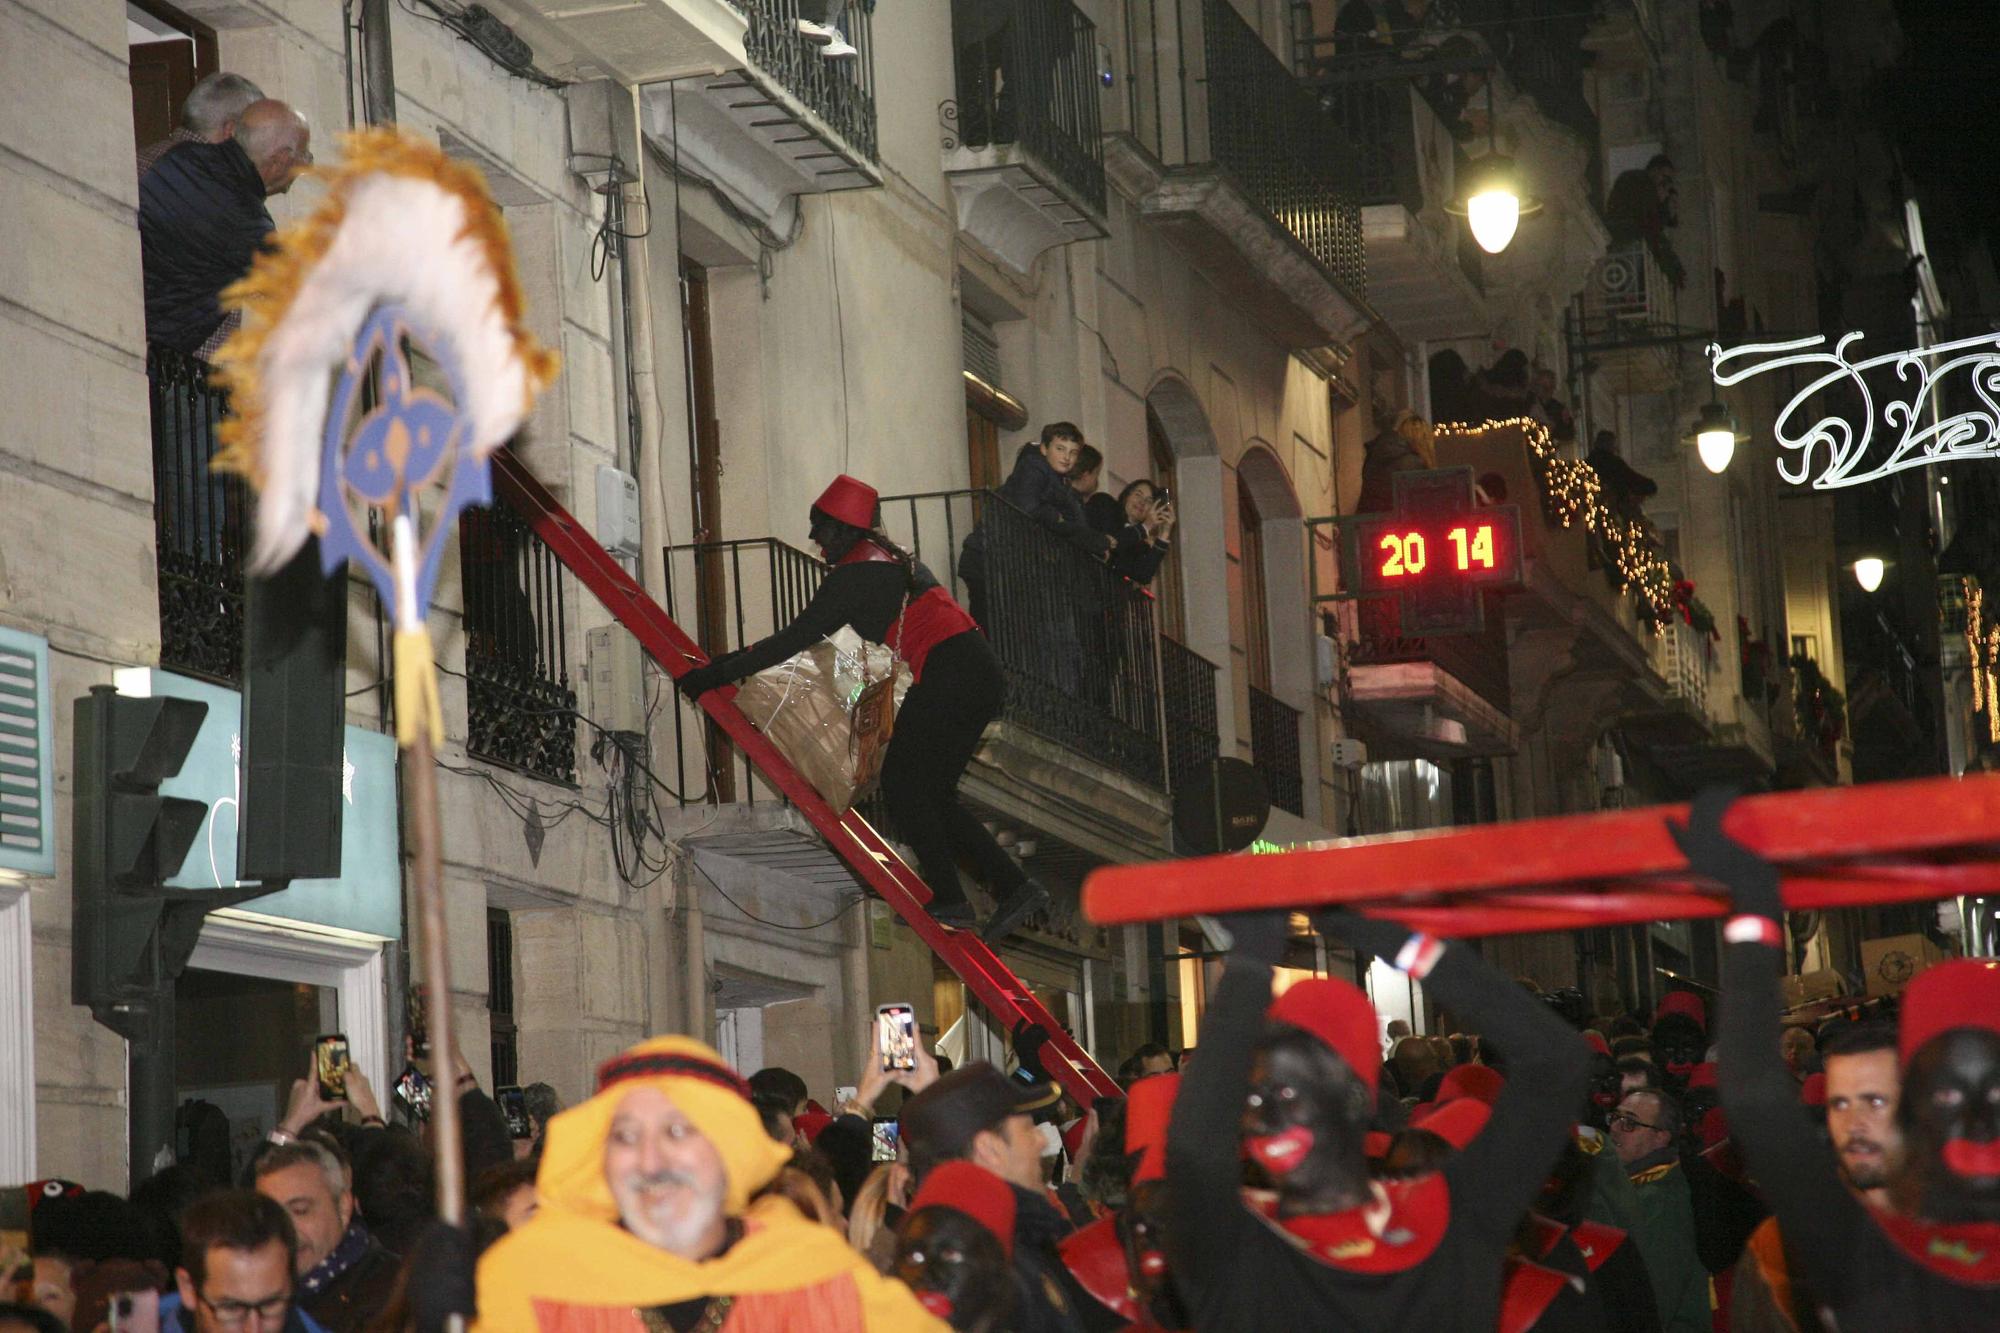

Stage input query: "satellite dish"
[{"left": 1173, "top": 757, "right": 1271, "bottom": 855}]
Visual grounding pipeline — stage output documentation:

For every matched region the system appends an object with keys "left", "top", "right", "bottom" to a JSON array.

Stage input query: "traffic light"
[{"left": 70, "top": 684, "right": 210, "bottom": 1018}]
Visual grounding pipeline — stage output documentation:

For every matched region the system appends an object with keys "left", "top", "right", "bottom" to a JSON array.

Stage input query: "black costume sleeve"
[
  {"left": 1431, "top": 946, "right": 1591, "bottom": 1240},
  {"left": 1163, "top": 923, "right": 1283, "bottom": 1293},
  {"left": 1715, "top": 930, "right": 1869, "bottom": 1298},
  {"left": 685, "top": 566, "right": 868, "bottom": 689}
]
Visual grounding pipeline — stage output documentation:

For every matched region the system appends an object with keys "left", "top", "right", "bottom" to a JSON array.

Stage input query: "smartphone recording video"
[
  {"left": 498, "top": 1085, "right": 532, "bottom": 1139},
  {"left": 394, "top": 1065, "right": 433, "bottom": 1122},
  {"left": 876, "top": 1002, "right": 917, "bottom": 1073},
  {"left": 870, "top": 1117, "right": 900, "bottom": 1163},
  {"left": 314, "top": 1034, "right": 350, "bottom": 1102}
]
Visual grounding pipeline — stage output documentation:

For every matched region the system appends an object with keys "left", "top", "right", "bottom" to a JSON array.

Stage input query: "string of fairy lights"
[
  {"left": 1964, "top": 578, "right": 2000, "bottom": 744},
  {"left": 1436, "top": 417, "right": 1677, "bottom": 626}
]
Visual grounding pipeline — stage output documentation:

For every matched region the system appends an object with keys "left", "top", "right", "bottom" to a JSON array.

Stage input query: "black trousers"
[{"left": 880, "top": 630, "right": 1022, "bottom": 910}]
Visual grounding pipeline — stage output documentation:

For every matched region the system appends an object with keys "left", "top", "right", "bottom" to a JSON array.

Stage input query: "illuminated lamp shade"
[
  {"left": 1447, "top": 154, "right": 1542, "bottom": 256},
  {"left": 1690, "top": 401, "right": 1743, "bottom": 474},
  {"left": 1853, "top": 557, "right": 1886, "bottom": 593}
]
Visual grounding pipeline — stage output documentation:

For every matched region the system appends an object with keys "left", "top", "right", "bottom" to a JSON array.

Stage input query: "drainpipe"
[{"left": 360, "top": 0, "right": 398, "bottom": 125}]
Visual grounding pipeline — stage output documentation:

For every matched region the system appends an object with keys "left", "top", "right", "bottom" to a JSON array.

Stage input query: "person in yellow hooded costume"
[{"left": 475, "top": 1035, "right": 947, "bottom": 1333}]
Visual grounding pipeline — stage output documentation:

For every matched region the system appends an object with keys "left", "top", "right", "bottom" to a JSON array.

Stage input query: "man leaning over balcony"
[
  {"left": 138, "top": 71, "right": 265, "bottom": 180},
  {"left": 140, "top": 97, "right": 311, "bottom": 362}
]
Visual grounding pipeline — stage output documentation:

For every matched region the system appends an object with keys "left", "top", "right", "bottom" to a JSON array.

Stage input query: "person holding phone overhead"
[{"left": 678, "top": 475, "right": 1052, "bottom": 944}]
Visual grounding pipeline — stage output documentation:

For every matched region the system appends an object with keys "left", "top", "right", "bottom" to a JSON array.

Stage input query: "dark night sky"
[{"left": 1888, "top": 1, "right": 2000, "bottom": 251}]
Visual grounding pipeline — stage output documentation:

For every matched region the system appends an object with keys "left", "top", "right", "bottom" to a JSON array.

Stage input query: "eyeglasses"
[
  {"left": 198, "top": 1293, "right": 291, "bottom": 1329},
  {"left": 1608, "top": 1112, "right": 1663, "bottom": 1134}
]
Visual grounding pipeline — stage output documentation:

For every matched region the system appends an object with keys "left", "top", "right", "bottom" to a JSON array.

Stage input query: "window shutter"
[{"left": 0, "top": 629, "right": 54, "bottom": 876}]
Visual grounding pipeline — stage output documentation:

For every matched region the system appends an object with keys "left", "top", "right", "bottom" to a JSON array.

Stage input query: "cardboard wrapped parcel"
[{"left": 732, "top": 628, "right": 911, "bottom": 813}]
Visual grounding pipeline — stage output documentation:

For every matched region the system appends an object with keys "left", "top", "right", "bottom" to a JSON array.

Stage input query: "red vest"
[{"left": 835, "top": 540, "right": 976, "bottom": 682}]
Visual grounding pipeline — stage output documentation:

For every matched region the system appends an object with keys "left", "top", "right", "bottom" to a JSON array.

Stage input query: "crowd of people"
[{"left": 10, "top": 791, "right": 1997, "bottom": 1332}]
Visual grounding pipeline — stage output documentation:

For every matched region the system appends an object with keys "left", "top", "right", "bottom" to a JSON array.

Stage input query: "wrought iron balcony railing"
[
  {"left": 461, "top": 504, "right": 579, "bottom": 785},
  {"left": 949, "top": 0, "right": 1107, "bottom": 216},
  {"left": 878, "top": 489, "right": 1165, "bottom": 789},
  {"left": 1349, "top": 596, "right": 1511, "bottom": 718},
  {"left": 1248, "top": 682, "right": 1304, "bottom": 816},
  {"left": 741, "top": 0, "right": 879, "bottom": 166},
  {"left": 1120, "top": 0, "right": 1367, "bottom": 298},
  {"left": 148, "top": 343, "right": 245, "bottom": 686},
  {"left": 1161, "top": 633, "right": 1222, "bottom": 795},
  {"left": 662, "top": 536, "right": 828, "bottom": 804}
]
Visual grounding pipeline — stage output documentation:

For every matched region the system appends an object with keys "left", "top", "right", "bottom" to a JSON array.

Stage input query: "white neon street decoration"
[{"left": 1708, "top": 331, "right": 2000, "bottom": 489}]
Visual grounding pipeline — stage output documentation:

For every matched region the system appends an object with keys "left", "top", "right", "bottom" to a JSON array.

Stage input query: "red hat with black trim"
[
  {"left": 1124, "top": 1072, "right": 1181, "bottom": 1184},
  {"left": 1899, "top": 958, "right": 2000, "bottom": 1067},
  {"left": 1412, "top": 1096, "right": 1491, "bottom": 1150},
  {"left": 812, "top": 475, "right": 879, "bottom": 530},
  {"left": 1655, "top": 990, "right": 1707, "bottom": 1031},
  {"left": 1267, "top": 978, "right": 1381, "bottom": 1094},
  {"left": 1435, "top": 1064, "right": 1505, "bottom": 1108},
  {"left": 909, "top": 1160, "right": 1017, "bottom": 1259}
]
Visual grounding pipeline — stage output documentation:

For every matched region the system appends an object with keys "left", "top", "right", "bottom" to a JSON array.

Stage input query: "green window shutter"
[{"left": 0, "top": 628, "right": 53, "bottom": 876}]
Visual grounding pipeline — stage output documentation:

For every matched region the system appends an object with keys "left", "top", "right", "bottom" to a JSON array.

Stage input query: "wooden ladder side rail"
[
  {"left": 490, "top": 450, "right": 1122, "bottom": 1105},
  {"left": 1083, "top": 775, "right": 2000, "bottom": 935}
]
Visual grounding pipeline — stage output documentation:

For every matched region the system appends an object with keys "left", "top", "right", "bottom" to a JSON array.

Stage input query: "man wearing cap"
[
  {"left": 473, "top": 1035, "right": 945, "bottom": 1332},
  {"left": 678, "top": 475, "right": 1050, "bottom": 943},
  {"left": 900, "top": 1064, "right": 1120, "bottom": 1333},
  {"left": 1676, "top": 789, "right": 2000, "bottom": 1330},
  {"left": 1164, "top": 909, "right": 1586, "bottom": 1329}
]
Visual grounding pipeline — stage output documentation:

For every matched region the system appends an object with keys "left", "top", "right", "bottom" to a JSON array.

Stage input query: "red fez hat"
[
  {"left": 1655, "top": 990, "right": 1707, "bottom": 1030},
  {"left": 1412, "top": 1095, "right": 1491, "bottom": 1150},
  {"left": 1124, "top": 1072, "right": 1181, "bottom": 1184},
  {"left": 1267, "top": 979, "right": 1381, "bottom": 1094},
  {"left": 1899, "top": 958, "right": 2000, "bottom": 1066},
  {"left": 910, "top": 1161, "right": 1016, "bottom": 1258},
  {"left": 1800, "top": 1073, "right": 1827, "bottom": 1108},
  {"left": 813, "top": 475, "right": 878, "bottom": 530},
  {"left": 1583, "top": 1031, "right": 1612, "bottom": 1058},
  {"left": 1435, "top": 1063, "right": 1504, "bottom": 1108},
  {"left": 793, "top": 1108, "right": 834, "bottom": 1145}
]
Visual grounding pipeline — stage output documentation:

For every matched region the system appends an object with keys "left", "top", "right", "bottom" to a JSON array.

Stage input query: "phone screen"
[
  {"left": 394, "top": 1065, "right": 433, "bottom": 1122},
  {"left": 870, "top": 1118, "right": 900, "bottom": 1163},
  {"left": 498, "top": 1086, "right": 532, "bottom": 1139},
  {"left": 314, "top": 1034, "right": 350, "bottom": 1102},
  {"left": 876, "top": 1003, "right": 917, "bottom": 1072},
  {"left": 110, "top": 1290, "right": 159, "bottom": 1333}
]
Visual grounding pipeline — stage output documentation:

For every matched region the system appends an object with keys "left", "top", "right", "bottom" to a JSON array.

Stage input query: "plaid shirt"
[{"left": 137, "top": 125, "right": 203, "bottom": 180}]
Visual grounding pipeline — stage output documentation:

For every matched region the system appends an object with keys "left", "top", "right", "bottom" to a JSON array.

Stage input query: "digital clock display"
[{"left": 1341, "top": 468, "right": 1525, "bottom": 635}]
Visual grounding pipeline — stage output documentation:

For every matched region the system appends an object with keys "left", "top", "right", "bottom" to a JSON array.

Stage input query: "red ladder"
[{"left": 492, "top": 451, "right": 1122, "bottom": 1106}]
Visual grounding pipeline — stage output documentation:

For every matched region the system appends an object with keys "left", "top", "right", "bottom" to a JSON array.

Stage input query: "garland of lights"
[{"left": 1438, "top": 417, "right": 1676, "bottom": 625}]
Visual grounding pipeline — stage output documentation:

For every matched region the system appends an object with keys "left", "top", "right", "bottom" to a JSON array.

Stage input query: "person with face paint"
[
  {"left": 1163, "top": 909, "right": 1586, "bottom": 1330},
  {"left": 894, "top": 1163, "right": 1021, "bottom": 1333},
  {"left": 1650, "top": 992, "right": 1708, "bottom": 1095},
  {"left": 1060, "top": 1074, "right": 1190, "bottom": 1331},
  {"left": 678, "top": 475, "right": 1051, "bottom": 943},
  {"left": 1675, "top": 788, "right": 2000, "bottom": 1331}
]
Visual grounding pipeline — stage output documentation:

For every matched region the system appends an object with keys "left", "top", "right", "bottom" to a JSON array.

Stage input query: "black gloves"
[
  {"left": 1012, "top": 1020, "right": 1053, "bottom": 1084},
  {"left": 1315, "top": 907, "right": 1423, "bottom": 966},
  {"left": 1222, "top": 911, "right": 1291, "bottom": 967},
  {"left": 407, "top": 1220, "right": 477, "bottom": 1333},
  {"left": 1669, "top": 786, "right": 1782, "bottom": 922},
  {"left": 676, "top": 654, "right": 736, "bottom": 701}
]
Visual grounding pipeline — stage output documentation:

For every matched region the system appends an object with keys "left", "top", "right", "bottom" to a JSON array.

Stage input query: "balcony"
[
  {"left": 1568, "top": 241, "right": 1680, "bottom": 392},
  {"left": 460, "top": 505, "right": 580, "bottom": 786},
  {"left": 1107, "top": 0, "right": 1371, "bottom": 347},
  {"left": 1247, "top": 684, "right": 1303, "bottom": 816},
  {"left": 627, "top": 0, "right": 881, "bottom": 227},
  {"left": 148, "top": 344, "right": 245, "bottom": 686},
  {"left": 1317, "top": 78, "right": 1485, "bottom": 342},
  {"left": 1333, "top": 596, "right": 1516, "bottom": 759},
  {"left": 944, "top": 0, "right": 1109, "bottom": 274},
  {"left": 1620, "top": 616, "right": 1718, "bottom": 762}
]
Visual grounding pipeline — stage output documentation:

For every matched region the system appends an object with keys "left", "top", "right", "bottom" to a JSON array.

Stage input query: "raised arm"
[
  {"left": 1164, "top": 912, "right": 1287, "bottom": 1288},
  {"left": 1318, "top": 909, "right": 1588, "bottom": 1241},
  {"left": 1671, "top": 791, "right": 1867, "bottom": 1291}
]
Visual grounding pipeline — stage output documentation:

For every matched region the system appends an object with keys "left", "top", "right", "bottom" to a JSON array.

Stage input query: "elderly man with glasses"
[
  {"left": 166, "top": 1192, "right": 330, "bottom": 1333},
  {"left": 1608, "top": 1088, "right": 1708, "bottom": 1331}
]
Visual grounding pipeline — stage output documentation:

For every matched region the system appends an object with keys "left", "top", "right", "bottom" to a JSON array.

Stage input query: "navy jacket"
[
  {"left": 997, "top": 443, "right": 1113, "bottom": 557},
  {"left": 140, "top": 138, "right": 273, "bottom": 356}
]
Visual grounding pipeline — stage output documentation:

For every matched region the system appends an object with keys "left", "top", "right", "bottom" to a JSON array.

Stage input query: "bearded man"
[
  {"left": 474, "top": 1035, "right": 945, "bottom": 1331},
  {"left": 1676, "top": 789, "right": 2000, "bottom": 1331},
  {"left": 1164, "top": 909, "right": 1586, "bottom": 1329}
]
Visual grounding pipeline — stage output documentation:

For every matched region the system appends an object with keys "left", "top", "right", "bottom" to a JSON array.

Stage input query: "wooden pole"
[{"left": 407, "top": 728, "right": 462, "bottom": 1225}]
